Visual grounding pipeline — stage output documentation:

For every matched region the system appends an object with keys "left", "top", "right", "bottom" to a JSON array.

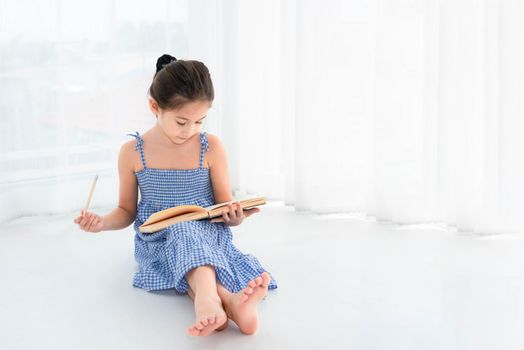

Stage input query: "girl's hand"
[
  {"left": 73, "top": 210, "right": 104, "bottom": 233},
  {"left": 210, "top": 202, "right": 260, "bottom": 226}
]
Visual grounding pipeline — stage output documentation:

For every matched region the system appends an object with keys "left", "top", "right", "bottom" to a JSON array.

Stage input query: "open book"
[{"left": 139, "top": 196, "right": 266, "bottom": 233}]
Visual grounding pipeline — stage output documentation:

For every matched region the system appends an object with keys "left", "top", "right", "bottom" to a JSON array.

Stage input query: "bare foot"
[
  {"left": 187, "top": 295, "right": 228, "bottom": 337},
  {"left": 222, "top": 272, "right": 271, "bottom": 335}
]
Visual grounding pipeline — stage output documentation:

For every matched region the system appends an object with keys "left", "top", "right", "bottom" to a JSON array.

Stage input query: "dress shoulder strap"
[
  {"left": 199, "top": 132, "right": 209, "bottom": 169},
  {"left": 127, "top": 131, "right": 147, "bottom": 169}
]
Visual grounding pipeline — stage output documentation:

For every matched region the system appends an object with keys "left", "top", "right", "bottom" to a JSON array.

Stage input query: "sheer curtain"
[
  {"left": 219, "top": 0, "right": 524, "bottom": 235},
  {"left": 2, "top": 0, "right": 524, "bottom": 235}
]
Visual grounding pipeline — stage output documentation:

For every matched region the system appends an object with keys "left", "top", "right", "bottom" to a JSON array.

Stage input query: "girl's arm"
[
  {"left": 102, "top": 141, "right": 138, "bottom": 229},
  {"left": 74, "top": 142, "right": 138, "bottom": 232},
  {"left": 207, "top": 134, "right": 234, "bottom": 204},
  {"left": 207, "top": 134, "right": 259, "bottom": 226}
]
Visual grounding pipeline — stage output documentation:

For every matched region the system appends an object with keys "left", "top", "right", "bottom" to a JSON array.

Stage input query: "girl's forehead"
[{"left": 167, "top": 101, "right": 210, "bottom": 120}]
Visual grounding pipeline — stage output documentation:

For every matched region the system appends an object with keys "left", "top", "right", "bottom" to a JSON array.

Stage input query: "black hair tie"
[{"left": 156, "top": 54, "right": 177, "bottom": 74}]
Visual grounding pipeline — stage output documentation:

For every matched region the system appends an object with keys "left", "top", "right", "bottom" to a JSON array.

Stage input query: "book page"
[
  {"left": 206, "top": 197, "right": 266, "bottom": 218},
  {"left": 204, "top": 195, "right": 265, "bottom": 212}
]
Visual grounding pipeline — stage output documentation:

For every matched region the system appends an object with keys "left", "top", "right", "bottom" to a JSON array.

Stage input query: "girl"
[{"left": 73, "top": 54, "right": 278, "bottom": 337}]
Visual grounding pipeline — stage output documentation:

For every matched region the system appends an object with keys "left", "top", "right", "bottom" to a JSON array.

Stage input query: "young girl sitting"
[{"left": 73, "top": 54, "right": 278, "bottom": 336}]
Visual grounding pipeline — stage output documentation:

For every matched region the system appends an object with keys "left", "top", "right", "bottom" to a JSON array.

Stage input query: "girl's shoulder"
[
  {"left": 205, "top": 132, "right": 220, "bottom": 148},
  {"left": 205, "top": 133, "right": 226, "bottom": 153},
  {"left": 118, "top": 138, "right": 141, "bottom": 173},
  {"left": 121, "top": 130, "right": 152, "bottom": 170},
  {"left": 120, "top": 137, "right": 139, "bottom": 154},
  {"left": 205, "top": 133, "right": 228, "bottom": 166}
]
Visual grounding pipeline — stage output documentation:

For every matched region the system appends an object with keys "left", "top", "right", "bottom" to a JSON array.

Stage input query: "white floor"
[{"left": 1, "top": 203, "right": 524, "bottom": 350}]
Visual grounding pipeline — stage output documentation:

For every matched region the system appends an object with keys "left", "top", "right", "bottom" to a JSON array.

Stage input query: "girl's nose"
[
  {"left": 181, "top": 124, "right": 198, "bottom": 137},
  {"left": 190, "top": 124, "right": 200, "bottom": 133}
]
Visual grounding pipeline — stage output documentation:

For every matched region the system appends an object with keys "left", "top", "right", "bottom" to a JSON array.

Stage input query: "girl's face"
[{"left": 150, "top": 99, "right": 210, "bottom": 145}]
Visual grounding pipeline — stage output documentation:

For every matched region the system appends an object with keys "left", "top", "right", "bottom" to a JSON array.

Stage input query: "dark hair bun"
[
  {"left": 149, "top": 57, "right": 214, "bottom": 110},
  {"left": 156, "top": 54, "right": 177, "bottom": 74}
]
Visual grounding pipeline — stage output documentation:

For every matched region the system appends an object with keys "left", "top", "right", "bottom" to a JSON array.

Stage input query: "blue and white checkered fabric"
[{"left": 126, "top": 131, "right": 278, "bottom": 293}]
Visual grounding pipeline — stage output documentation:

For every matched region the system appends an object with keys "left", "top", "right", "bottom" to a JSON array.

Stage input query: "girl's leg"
[{"left": 184, "top": 265, "right": 228, "bottom": 336}]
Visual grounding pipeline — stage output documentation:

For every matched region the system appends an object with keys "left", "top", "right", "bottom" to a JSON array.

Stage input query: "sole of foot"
[{"left": 225, "top": 272, "right": 271, "bottom": 335}]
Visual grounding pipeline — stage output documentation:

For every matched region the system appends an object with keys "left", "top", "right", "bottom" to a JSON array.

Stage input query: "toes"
[
  {"left": 248, "top": 280, "right": 257, "bottom": 288},
  {"left": 255, "top": 276, "right": 263, "bottom": 285},
  {"left": 260, "top": 272, "right": 271, "bottom": 287},
  {"left": 192, "top": 315, "right": 226, "bottom": 337},
  {"left": 196, "top": 321, "right": 205, "bottom": 330},
  {"left": 188, "top": 326, "right": 200, "bottom": 336}
]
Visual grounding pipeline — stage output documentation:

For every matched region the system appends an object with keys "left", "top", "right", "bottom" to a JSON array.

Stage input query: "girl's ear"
[{"left": 148, "top": 98, "right": 160, "bottom": 117}]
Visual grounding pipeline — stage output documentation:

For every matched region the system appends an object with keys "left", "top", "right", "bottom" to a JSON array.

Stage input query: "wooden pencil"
[{"left": 83, "top": 174, "right": 98, "bottom": 213}]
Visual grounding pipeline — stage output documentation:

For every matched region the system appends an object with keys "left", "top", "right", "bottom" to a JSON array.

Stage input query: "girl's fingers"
[
  {"left": 235, "top": 202, "right": 243, "bottom": 217},
  {"left": 228, "top": 204, "right": 237, "bottom": 221},
  {"left": 79, "top": 212, "right": 93, "bottom": 231},
  {"left": 226, "top": 203, "right": 244, "bottom": 226},
  {"left": 86, "top": 215, "right": 97, "bottom": 231},
  {"left": 209, "top": 202, "right": 257, "bottom": 225},
  {"left": 211, "top": 208, "right": 228, "bottom": 223},
  {"left": 74, "top": 211, "right": 101, "bottom": 232},
  {"left": 240, "top": 204, "right": 246, "bottom": 219},
  {"left": 233, "top": 203, "right": 244, "bottom": 223},
  {"left": 80, "top": 213, "right": 90, "bottom": 227},
  {"left": 92, "top": 217, "right": 102, "bottom": 232},
  {"left": 223, "top": 209, "right": 230, "bottom": 223}
]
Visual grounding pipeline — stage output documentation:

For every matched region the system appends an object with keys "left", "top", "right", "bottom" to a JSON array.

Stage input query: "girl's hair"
[{"left": 148, "top": 54, "right": 214, "bottom": 110}]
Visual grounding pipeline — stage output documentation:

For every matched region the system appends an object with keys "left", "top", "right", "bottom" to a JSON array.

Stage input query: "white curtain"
[
  {"left": 221, "top": 0, "right": 524, "bottom": 234},
  {"left": 2, "top": 0, "right": 524, "bottom": 235}
]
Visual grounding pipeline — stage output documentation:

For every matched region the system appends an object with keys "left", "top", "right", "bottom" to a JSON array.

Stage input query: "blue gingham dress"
[{"left": 127, "top": 131, "right": 278, "bottom": 294}]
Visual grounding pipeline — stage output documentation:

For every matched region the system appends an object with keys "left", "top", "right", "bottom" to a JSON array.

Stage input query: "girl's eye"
[{"left": 176, "top": 121, "right": 203, "bottom": 126}]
